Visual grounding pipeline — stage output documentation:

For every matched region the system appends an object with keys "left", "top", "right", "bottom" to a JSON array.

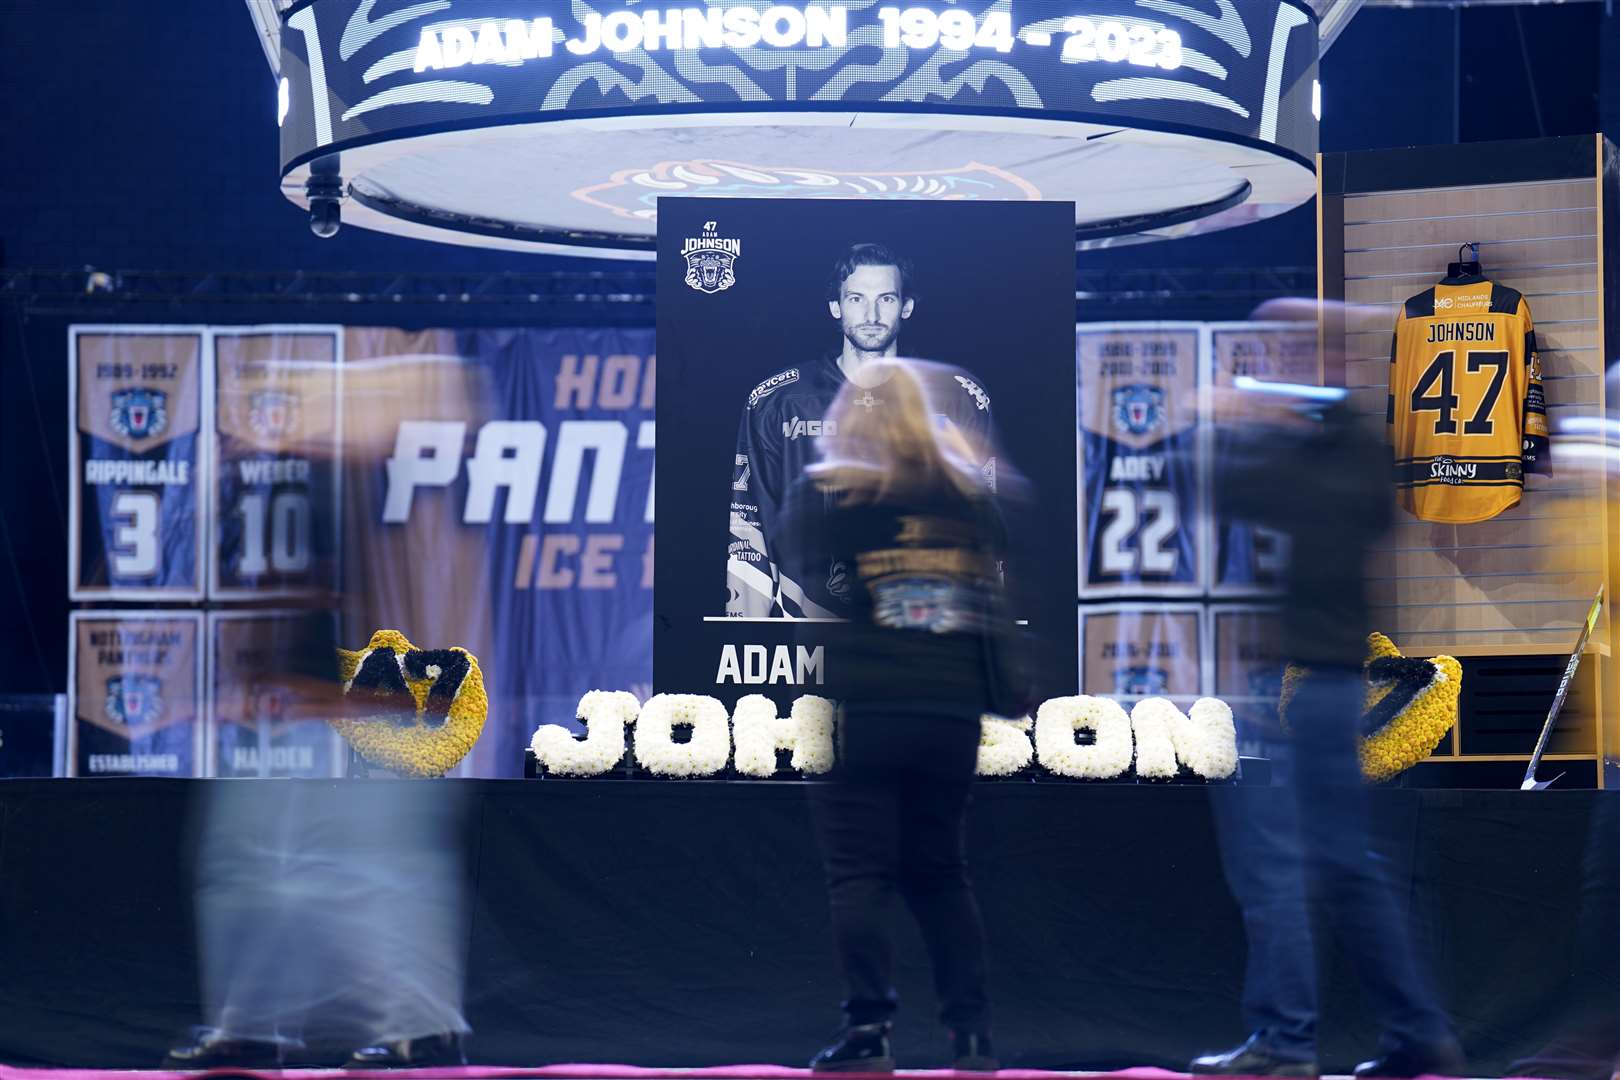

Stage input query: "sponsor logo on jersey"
[
  {"left": 854, "top": 391, "right": 883, "bottom": 410},
  {"left": 954, "top": 375, "right": 990, "bottom": 411},
  {"left": 1433, "top": 292, "right": 1490, "bottom": 314},
  {"left": 109, "top": 388, "right": 168, "bottom": 440},
  {"left": 105, "top": 675, "right": 163, "bottom": 727},
  {"left": 782, "top": 417, "right": 836, "bottom": 441},
  {"left": 682, "top": 221, "right": 740, "bottom": 294},
  {"left": 727, "top": 539, "right": 762, "bottom": 563},
  {"left": 1111, "top": 385, "right": 1165, "bottom": 436},
  {"left": 248, "top": 390, "right": 301, "bottom": 440},
  {"left": 1113, "top": 665, "right": 1169, "bottom": 696},
  {"left": 748, "top": 369, "right": 799, "bottom": 408},
  {"left": 1429, "top": 457, "right": 1478, "bottom": 484}
]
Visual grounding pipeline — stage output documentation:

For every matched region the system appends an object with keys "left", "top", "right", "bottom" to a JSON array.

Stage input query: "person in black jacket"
[
  {"left": 777, "top": 358, "right": 1028, "bottom": 1075},
  {"left": 1191, "top": 302, "right": 1462, "bottom": 1080}
]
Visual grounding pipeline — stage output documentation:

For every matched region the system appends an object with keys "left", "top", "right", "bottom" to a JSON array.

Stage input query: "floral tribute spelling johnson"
[
  {"left": 531, "top": 693, "right": 1238, "bottom": 782},
  {"left": 335, "top": 630, "right": 488, "bottom": 778}
]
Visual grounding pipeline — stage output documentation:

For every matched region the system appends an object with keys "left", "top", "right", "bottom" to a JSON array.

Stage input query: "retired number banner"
[
  {"left": 210, "top": 327, "right": 343, "bottom": 599},
  {"left": 206, "top": 611, "right": 344, "bottom": 777},
  {"left": 71, "top": 328, "right": 205, "bottom": 600},
  {"left": 1208, "top": 322, "right": 1317, "bottom": 593},
  {"left": 1211, "top": 605, "right": 1286, "bottom": 750},
  {"left": 68, "top": 611, "right": 203, "bottom": 777},
  {"left": 1078, "top": 323, "right": 1203, "bottom": 597}
]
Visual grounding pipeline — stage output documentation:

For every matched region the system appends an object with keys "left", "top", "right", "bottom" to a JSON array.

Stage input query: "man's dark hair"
[{"left": 827, "top": 242, "right": 915, "bottom": 303}]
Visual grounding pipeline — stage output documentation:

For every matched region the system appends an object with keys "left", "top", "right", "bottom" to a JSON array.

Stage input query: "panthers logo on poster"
[
  {"left": 1111, "top": 385, "right": 1165, "bottom": 436},
  {"left": 247, "top": 389, "right": 301, "bottom": 440},
  {"left": 108, "top": 389, "right": 168, "bottom": 440},
  {"left": 105, "top": 675, "right": 163, "bottom": 727},
  {"left": 682, "top": 222, "right": 740, "bottom": 294},
  {"left": 1114, "top": 665, "right": 1170, "bottom": 696}
]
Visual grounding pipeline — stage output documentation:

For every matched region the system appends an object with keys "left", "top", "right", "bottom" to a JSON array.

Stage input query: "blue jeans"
[{"left": 1210, "top": 668, "right": 1455, "bottom": 1059}]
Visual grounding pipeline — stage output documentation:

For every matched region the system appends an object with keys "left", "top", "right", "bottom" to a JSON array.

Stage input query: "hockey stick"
[{"left": 1521, "top": 585, "right": 1605, "bottom": 791}]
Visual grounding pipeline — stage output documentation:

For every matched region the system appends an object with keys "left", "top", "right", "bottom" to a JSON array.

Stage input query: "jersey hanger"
[{"left": 1445, "top": 242, "right": 1483, "bottom": 280}]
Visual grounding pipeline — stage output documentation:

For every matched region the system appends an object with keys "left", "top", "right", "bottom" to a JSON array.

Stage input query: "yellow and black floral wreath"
[
  {"left": 1279, "top": 632, "right": 1461, "bottom": 782},
  {"left": 333, "top": 629, "right": 488, "bottom": 778}
]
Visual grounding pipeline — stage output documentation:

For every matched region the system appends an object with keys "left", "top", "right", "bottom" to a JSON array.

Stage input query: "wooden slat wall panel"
[
  {"left": 1377, "top": 543, "right": 1596, "bottom": 578},
  {"left": 1398, "top": 627, "right": 1590, "bottom": 646},
  {"left": 1374, "top": 600, "right": 1597, "bottom": 633},
  {"left": 1345, "top": 209, "right": 1597, "bottom": 252},
  {"left": 1338, "top": 175, "right": 1604, "bottom": 654},
  {"left": 1346, "top": 266, "right": 1597, "bottom": 305},
  {"left": 1371, "top": 572, "right": 1603, "bottom": 608},
  {"left": 1343, "top": 180, "right": 1594, "bottom": 223},
  {"left": 1347, "top": 236, "right": 1596, "bottom": 279}
]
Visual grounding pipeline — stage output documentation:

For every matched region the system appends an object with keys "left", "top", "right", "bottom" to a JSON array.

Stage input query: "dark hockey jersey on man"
[{"left": 726, "top": 355, "right": 996, "bottom": 618}]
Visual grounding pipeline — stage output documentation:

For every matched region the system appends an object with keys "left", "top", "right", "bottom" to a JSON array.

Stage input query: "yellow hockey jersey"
[{"left": 1387, "top": 275, "right": 1549, "bottom": 524}]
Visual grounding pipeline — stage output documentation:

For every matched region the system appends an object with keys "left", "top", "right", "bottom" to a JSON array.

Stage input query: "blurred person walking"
[
  {"left": 777, "top": 359, "right": 1031, "bottom": 1074},
  {"left": 1192, "top": 304, "right": 1463, "bottom": 1079}
]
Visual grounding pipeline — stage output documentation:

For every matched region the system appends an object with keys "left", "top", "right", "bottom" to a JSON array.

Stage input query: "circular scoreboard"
[{"left": 278, "top": 0, "right": 1318, "bottom": 258}]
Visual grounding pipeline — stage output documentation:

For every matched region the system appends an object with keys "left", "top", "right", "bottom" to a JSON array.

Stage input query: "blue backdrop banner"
[{"left": 342, "top": 326, "right": 655, "bottom": 776}]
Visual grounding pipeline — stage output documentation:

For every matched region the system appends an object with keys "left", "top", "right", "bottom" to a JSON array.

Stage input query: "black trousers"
[{"left": 808, "top": 708, "right": 990, "bottom": 1035}]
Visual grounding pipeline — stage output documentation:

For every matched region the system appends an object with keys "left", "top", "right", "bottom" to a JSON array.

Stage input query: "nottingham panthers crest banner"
[
  {"left": 68, "top": 611, "right": 204, "bottom": 777},
  {"left": 346, "top": 327, "right": 654, "bottom": 775},
  {"left": 654, "top": 197, "right": 1078, "bottom": 710}
]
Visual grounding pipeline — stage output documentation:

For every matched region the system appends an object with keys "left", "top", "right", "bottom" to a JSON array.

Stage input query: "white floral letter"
[
  {"left": 531, "top": 690, "right": 639, "bottom": 777},
  {"left": 1130, "top": 698, "right": 1181, "bottom": 781},
  {"left": 634, "top": 694, "right": 732, "bottom": 777},
  {"left": 1035, "top": 696, "right": 1133, "bottom": 779}
]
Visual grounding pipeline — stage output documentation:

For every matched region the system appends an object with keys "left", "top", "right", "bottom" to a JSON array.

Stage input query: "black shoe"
[
  {"left": 1191, "top": 1035, "right": 1318, "bottom": 1077},
  {"left": 811, "top": 1022, "right": 895, "bottom": 1073},
  {"left": 1353, "top": 1042, "right": 1467, "bottom": 1079},
  {"left": 347, "top": 1031, "right": 466, "bottom": 1069},
  {"left": 951, "top": 1031, "right": 998, "bottom": 1072},
  {"left": 163, "top": 1026, "right": 288, "bottom": 1070}
]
